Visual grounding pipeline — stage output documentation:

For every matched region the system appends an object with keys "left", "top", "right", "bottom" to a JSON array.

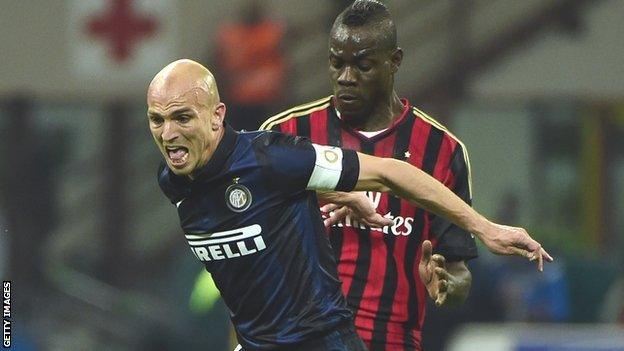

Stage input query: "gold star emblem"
[{"left": 404, "top": 151, "right": 411, "bottom": 158}]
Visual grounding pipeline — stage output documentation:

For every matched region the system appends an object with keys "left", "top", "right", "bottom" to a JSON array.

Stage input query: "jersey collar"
[
  {"left": 331, "top": 97, "right": 411, "bottom": 142},
  {"left": 192, "top": 122, "right": 239, "bottom": 181}
]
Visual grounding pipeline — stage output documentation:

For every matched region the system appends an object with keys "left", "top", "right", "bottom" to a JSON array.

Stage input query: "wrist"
[
  {"left": 335, "top": 191, "right": 358, "bottom": 206},
  {"left": 467, "top": 213, "right": 490, "bottom": 239},
  {"left": 317, "top": 191, "right": 349, "bottom": 205}
]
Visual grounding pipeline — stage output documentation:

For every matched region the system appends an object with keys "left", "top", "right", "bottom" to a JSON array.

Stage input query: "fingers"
[
  {"left": 507, "top": 246, "right": 547, "bottom": 272},
  {"left": 420, "top": 253, "right": 450, "bottom": 306},
  {"left": 533, "top": 248, "right": 543, "bottom": 272},
  {"left": 323, "top": 206, "right": 349, "bottom": 227},
  {"left": 514, "top": 232, "right": 552, "bottom": 272},
  {"left": 432, "top": 254, "right": 446, "bottom": 270},
  {"left": 434, "top": 274, "right": 448, "bottom": 306},
  {"left": 541, "top": 247, "right": 554, "bottom": 262},
  {"left": 508, "top": 246, "right": 531, "bottom": 258},
  {"left": 533, "top": 246, "right": 554, "bottom": 272},
  {"left": 434, "top": 267, "right": 449, "bottom": 290},
  {"left": 434, "top": 266, "right": 449, "bottom": 279},
  {"left": 322, "top": 201, "right": 394, "bottom": 229},
  {"left": 518, "top": 232, "right": 554, "bottom": 269},
  {"left": 323, "top": 207, "right": 392, "bottom": 228},
  {"left": 517, "top": 230, "right": 553, "bottom": 262},
  {"left": 435, "top": 288, "right": 447, "bottom": 306},
  {"left": 421, "top": 240, "right": 433, "bottom": 264},
  {"left": 361, "top": 213, "right": 394, "bottom": 228},
  {"left": 320, "top": 203, "right": 339, "bottom": 213},
  {"left": 489, "top": 224, "right": 555, "bottom": 272}
]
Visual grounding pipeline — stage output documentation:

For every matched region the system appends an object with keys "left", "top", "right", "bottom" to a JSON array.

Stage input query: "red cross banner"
[{"left": 68, "top": 0, "right": 176, "bottom": 86}]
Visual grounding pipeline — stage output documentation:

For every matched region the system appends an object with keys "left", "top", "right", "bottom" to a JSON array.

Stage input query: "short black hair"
[
  {"left": 333, "top": 0, "right": 397, "bottom": 49},
  {"left": 341, "top": 0, "right": 389, "bottom": 26}
]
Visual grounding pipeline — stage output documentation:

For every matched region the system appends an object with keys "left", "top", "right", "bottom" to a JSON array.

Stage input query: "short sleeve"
[
  {"left": 431, "top": 144, "right": 478, "bottom": 261},
  {"left": 256, "top": 132, "right": 359, "bottom": 195}
]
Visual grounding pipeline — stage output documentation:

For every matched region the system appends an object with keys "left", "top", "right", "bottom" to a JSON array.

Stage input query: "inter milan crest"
[{"left": 226, "top": 178, "right": 252, "bottom": 212}]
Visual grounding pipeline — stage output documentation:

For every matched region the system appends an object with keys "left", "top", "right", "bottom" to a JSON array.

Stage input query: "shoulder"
[
  {"left": 259, "top": 96, "right": 332, "bottom": 130},
  {"left": 410, "top": 105, "right": 468, "bottom": 153},
  {"left": 247, "top": 130, "right": 316, "bottom": 180},
  {"left": 410, "top": 105, "right": 473, "bottom": 194},
  {"left": 249, "top": 129, "right": 311, "bottom": 150}
]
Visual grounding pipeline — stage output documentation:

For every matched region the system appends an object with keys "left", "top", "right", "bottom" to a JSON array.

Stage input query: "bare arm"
[
  {"left": 354, "top": 154, "right": 481, "bottom": 229},
  {"left": 355, "top": 153, "right": 553, "bottom": 270}
]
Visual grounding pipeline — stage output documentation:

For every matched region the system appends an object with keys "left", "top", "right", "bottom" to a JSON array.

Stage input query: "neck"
[
  {"left": 348, "top": 92, "right": 404, "bottom": 131},
  {"left": 189, "top": 125, "right": 225, "bottom": 180}
]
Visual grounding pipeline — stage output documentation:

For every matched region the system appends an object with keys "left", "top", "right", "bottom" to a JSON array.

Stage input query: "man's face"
[
  {"left": 329, "top": 25, "right": 397, "bottom": 123},
  {"left": 147, "top": 87, "right": 223, "bottom": 176}
]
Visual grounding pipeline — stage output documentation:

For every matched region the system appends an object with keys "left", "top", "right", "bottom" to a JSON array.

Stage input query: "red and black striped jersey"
[{"left": 261, "top": 96, "right": 478, "bottom": 351}]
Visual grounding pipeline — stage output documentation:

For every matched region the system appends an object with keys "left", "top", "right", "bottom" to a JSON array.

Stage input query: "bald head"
[
  {"left": 147, "top": 59, "right": 228, "bottom": 177},
  {"left": 148, "top": 59, "right": 220, "bottom": 108}
]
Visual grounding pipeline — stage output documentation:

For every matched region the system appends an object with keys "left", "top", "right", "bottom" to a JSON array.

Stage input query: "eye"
[
  {"left": 358, "top": 61, "right": 373, "bottom": 72},
  {"left": 330, "top": 57, "right": 343, "bottom": 70},
  {"left": 176, "top": 114, "right": 191, "bottom": 124},
  {"left": 150, "top": 115, "right": 164, "bottom": 125}
]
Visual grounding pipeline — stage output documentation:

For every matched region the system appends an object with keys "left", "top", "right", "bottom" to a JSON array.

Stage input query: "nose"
[
  {"left": 337, "top": 66, "right": 357, "bottom": 86},
  {"left": 161, "top": 120, "right": 179, "bottom": 142}
]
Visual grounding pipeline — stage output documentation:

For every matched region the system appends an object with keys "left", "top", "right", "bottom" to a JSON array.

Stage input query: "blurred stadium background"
[{"left": 1, "top": 0, "right": 623, "bottom": 350}]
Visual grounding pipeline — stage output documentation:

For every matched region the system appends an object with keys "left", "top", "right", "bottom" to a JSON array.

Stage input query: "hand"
[
  {"left": 477, "top": 222, "right": 554, "bottom": 272},
  {"left": 320, "top": 192, "right": 393, "bottom": 228},
  {"left": 418, "top": 240, "right": 449, "bottom": 306}
]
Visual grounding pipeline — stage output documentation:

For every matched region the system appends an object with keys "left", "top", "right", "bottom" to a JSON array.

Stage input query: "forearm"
[
  {"left": 355, "top": 156, "right": 489, "bottom": 238},
  {"left": 444, "top": 261, "right": 471, "bottom": 307},
  {"left": 354, "top": 154, "right": 552, "bottom": 267}
]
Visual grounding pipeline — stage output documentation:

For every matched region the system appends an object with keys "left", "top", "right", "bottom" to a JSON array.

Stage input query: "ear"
[
  {"left": 211, "top": 102, "right": 227, "bottom": 130},
  {"left": 390, "top": 47, "right": 403, "bottom": 73}
]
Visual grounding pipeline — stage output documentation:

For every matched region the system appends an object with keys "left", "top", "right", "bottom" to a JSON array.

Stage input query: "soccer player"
[
  {"left": 260, "top": 1, "right": 543, "bottom": 349},
  {"left": 147, "top": 59, "right": 550, "bottom": 350}
]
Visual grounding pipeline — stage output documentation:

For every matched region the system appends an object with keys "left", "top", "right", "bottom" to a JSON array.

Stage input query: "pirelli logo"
[{"left": 186, "top": 224, "right": 266, "bottom": 262}]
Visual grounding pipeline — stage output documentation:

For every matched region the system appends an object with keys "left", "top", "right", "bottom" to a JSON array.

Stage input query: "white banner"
[{"left": 67, "top": 0, "right": 176, "bottom": 85}]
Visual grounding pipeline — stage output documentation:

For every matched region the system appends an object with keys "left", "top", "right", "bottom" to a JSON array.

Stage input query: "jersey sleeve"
[
  {"left": 257, "top": 132, "right": 359, "bottom": 195},
  {"left": 430, "top": 143, "right": 478, "bottom": 262}
]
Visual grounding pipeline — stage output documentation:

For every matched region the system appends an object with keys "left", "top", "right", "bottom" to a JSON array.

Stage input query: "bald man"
[{"left": 147, "top": 59, "right": 551, "bottom": 350}]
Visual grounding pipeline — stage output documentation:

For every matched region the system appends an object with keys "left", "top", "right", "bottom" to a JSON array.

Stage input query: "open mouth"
[{"left": 165, "top": 146, "right": 189, "bottom": 168}]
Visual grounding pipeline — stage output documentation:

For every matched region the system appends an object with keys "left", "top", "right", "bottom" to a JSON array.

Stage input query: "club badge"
[{"left": 226, "top": 178, "right": 252, "bottom": 212}]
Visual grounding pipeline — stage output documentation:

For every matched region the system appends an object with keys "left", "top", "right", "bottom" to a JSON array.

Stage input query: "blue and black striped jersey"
[{"left": 157, "top": 124, "right": 360, "bottom": 350}]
